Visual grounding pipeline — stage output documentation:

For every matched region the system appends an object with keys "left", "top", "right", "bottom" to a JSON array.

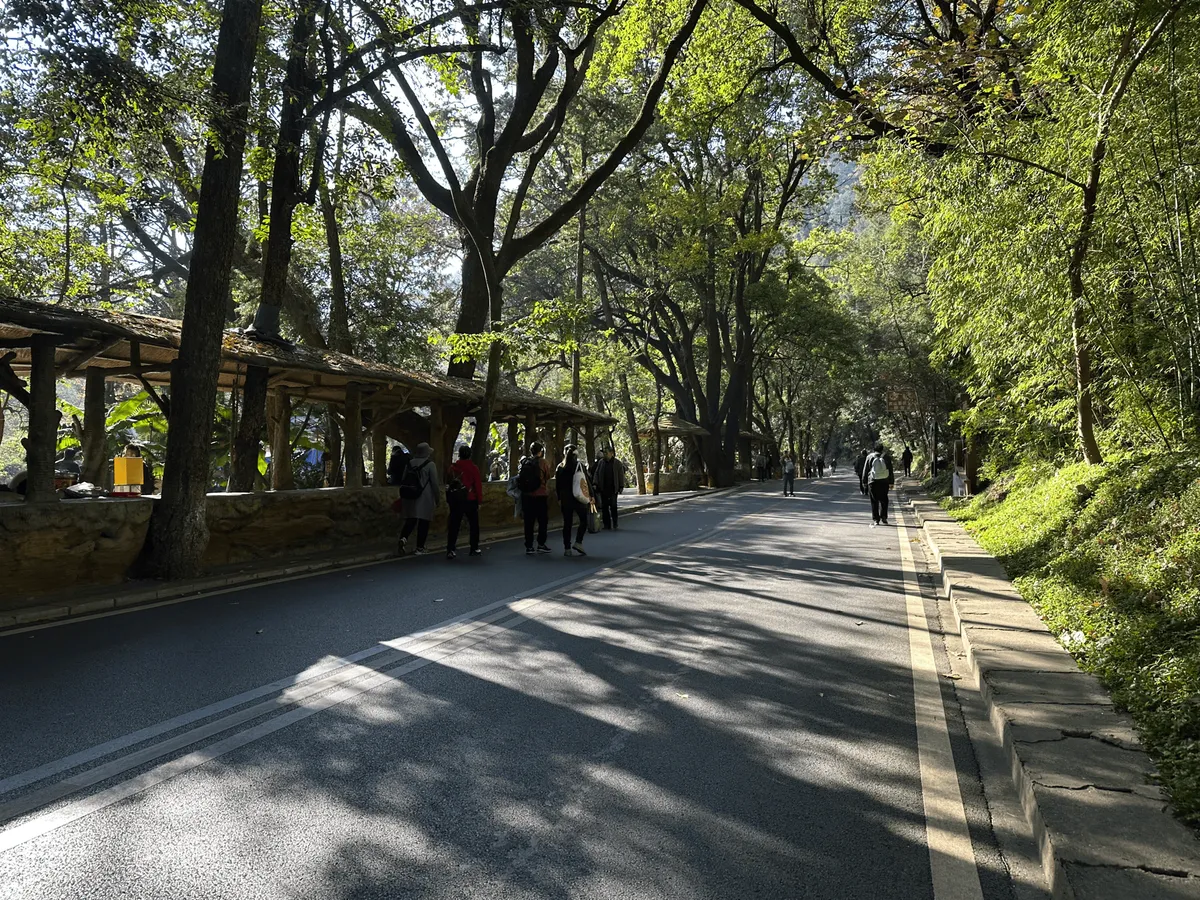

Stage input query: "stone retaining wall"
[
  {"left": 903, "top": 489, "right": 1200, "bottom": 899},
  {"left": 1, "top": 484, "right": 564, "bottom": 609},
  {"left": 0, "top": 498, "right": 154, "bottom": 610}
]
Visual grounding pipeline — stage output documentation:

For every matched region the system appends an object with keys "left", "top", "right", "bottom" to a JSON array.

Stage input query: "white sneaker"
[{"left": 572, "top": 542, "right": 587, "bottom": 556}]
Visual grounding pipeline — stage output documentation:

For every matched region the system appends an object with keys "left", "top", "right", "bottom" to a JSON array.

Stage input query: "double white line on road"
[{"left": 0, "top": 505, "right": 766, "bottom": 853}]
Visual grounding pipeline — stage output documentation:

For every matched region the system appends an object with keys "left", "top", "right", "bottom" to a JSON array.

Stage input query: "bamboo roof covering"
[
  {"left": 0, "top": 297, "right": 613, "bottom": 425},
  {"left": 637, "top": 413, "right": 709, "bottom": 439}
]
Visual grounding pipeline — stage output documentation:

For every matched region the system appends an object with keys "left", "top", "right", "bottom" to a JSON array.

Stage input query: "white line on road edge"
[
  {"left": 0, "top": 513, "right": 748, "bottom": 798},
  {"left": 897, "top": 519, "right": 985, "bottom": 900},
  {"left": 0, "top": 500, "right": 771, "bottom": 851}
]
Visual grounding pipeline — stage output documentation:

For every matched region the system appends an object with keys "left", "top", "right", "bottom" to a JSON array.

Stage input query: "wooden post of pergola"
[
  {"left": 270, "top": 388, "right": 295, "bottom": 491},
  {"left": 525, "top": 411, "right": 538, "bottom": 458},
  {"left": 371, "top": 417, "right": 389, "bottom": 487},
  {"left": 584, "top": 423, "right": 596, "bottom": 463},
  {"left": 553, "top": 421, "right": 566, "bottom": 464},
  {"left": 507, "top": 421, "right": 520, "bottom": 477},
  {"left": 81, "top": 367, "right": 107, "bottom": 486},
  {"left": 24, "top": 334, "right": 60, "bottom": 503},
  {"left": 429, "top": 402, "right": 447, "bottom": 476},
  {"left": 344, "top": 383, "right": 364, "bottom": 488}
]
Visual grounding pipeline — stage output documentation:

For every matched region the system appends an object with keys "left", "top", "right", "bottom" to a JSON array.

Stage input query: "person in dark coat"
[
  {"left": 387, "top": 445, "right": 409, "bottom": 486},
  {"left": 854, "top": 449, "right": 869, "bottom": 495},
  {"left": 861, "top": 443, "right": 895, "bottom": 526},
  {"left": 592, "top": 447, "right": 625, "bottom": 530},
  {"left": 902, "top": 446, "right": 914, "bottom": 477},
  {"left": 556, "top": 444, "right": 591, "bottom": 556}
]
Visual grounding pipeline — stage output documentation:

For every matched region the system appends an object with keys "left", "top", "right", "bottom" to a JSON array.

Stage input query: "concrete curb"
[
  {"left": 0, "top": 485, "right": 738, "bottom": 633},
  {"left": 899, "top": 485, "right": 1200, "bottom": 899}
]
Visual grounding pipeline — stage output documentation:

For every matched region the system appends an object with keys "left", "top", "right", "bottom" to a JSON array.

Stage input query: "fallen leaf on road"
[
  {"left": 941, "top": 673, "right": 962, "bottom": 680},
  {"left": 256, "top": 629, "right": 264, "bottom": 634},
  {"left": 433, "top": 598, "right": 444, "bottom": 603},
  {"left": 855, "top": 621, "right": 865, "bottom": 626}
]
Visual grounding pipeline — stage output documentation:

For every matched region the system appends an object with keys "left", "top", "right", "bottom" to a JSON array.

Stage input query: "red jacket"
[{"left": 449, "top": 459, "right": 483, "bottom": 501}]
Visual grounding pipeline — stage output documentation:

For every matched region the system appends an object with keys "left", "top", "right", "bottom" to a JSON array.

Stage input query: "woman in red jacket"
[{"left": 446, "top": 444, "right": 484, "bottom": 559}]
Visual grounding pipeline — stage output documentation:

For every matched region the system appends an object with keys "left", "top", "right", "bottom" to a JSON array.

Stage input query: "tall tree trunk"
[
  {"left": 146, "top": 0, "right": 263, "bottom": 577},
  {"left": 570, "top": 204, "right": 585, "bottom": 445},
  {"left": 81, "top": 367, "right": 107, "bottom": 485},
  {"left": 321, "top": 178, "right": 351, "bottom": 354},
  {"left": 250, "top": 0, "right": 317, "bottom": 340},
  {"left": 230, "top": 367, "right": 268, "bottom": 490},
  {"left": 269, "top": 389, "right": 295, "bottom": 490},
  {"left": 343, "top": 384, "right": 363, "bottom": 488},
  {"left": 24, "top": 335, "right": 59, "bottom": 504},
  {"left": 326, "top": 408, "right": 343, "bottom": 486},
  {"left": 233, "top": 2, "right": 318, "bottom": 491}
]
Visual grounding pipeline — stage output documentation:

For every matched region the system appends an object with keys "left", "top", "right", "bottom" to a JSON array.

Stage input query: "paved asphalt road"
[{"left": 0, "top": 477, "right": 1046, "bottom": 899}]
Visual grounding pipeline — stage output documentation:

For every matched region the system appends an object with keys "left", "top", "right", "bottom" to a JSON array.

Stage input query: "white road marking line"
[
  {"left": 0, "top": 501, "right": 781, "bottom": 846},
  {"left": 0, "top": 528, "right": 698, "bottom": 798},
  {"left": 897, "top": 515, "right": 986, "bottom": 900}
]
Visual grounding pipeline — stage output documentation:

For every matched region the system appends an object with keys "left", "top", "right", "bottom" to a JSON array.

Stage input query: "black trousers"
[
  {"left": 401, "top": 517, "right": 430, "bottom": 548},
  {"left": 904, "top": 462, "right": 912, "bottom": 476},
  {"left": 448, "top": 499, "right": 479, "bottom": 551},
  {"left": 783, "top": 473, "right": 795, "bottom": 495},
  {"left": 869, "top": 481, "right": 890, "bottom": 523},
  {"left": 599, "top": 491, "right": 618, "bottom": 528},
  {"left": 522, "top": 494, "right": 548, "bottom": 549},
  {"left": 563, "top": 498, "right": 588, "bottom": 547}
]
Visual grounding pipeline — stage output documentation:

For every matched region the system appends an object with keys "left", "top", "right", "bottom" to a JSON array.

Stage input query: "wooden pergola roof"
[
  {"left": 0, "top": 297, "right": 613, "bottom": 425},
  {"left": 637, "top": 413, "right": 709, "bottom": 439}
]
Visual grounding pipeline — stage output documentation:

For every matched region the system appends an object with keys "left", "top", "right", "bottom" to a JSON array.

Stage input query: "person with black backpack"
[
  {"left": 861, "top": 443, "right": 894, "bottom": 527},
  {"left": 517, "top": 441, "right": 552, "bottom": 556},
  {"left": 398, "top": 442, "right": 440, "bottom": 554}
]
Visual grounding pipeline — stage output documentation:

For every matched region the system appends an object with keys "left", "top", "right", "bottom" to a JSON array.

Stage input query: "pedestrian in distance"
[
  {"left": 398, "top": 442, "right": 440, "bottom": 554},
  {"left": 593, "top": 446, "right": 625, "bottom": 530},
  {"left": 445, "top": 444, "right": 483, "bottom": 559},
  {"left": 782, "top": 453, "right": 796, "bottom": 496},
  {"left": 902, "top": 445, "right": 914, "bottom": 478},
  {"left": 861, "top": 443, "right": 895, "bottom": 527},
  {"left": 854, "top": 448, "right": 869, "bottom": 495},
  {"left": 516, "top": 441, "right": 553, "bottom": 556},
  {"left": 556, "top": 444, "right": 592, "bottom": 556},
  {"left": 816, "top": 454, "right": 825, "bottom": 478},
  {"left": 829, "top": 455, "right": 838, "bottom": 475}
]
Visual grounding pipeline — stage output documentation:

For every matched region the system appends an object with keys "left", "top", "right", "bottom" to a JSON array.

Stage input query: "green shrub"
[{"left": 945, "top": 455, "right": 1200, "bottom": 827}]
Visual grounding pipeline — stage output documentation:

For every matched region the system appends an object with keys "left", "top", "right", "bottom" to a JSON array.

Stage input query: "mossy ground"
[{"left": 941, "top": 456, "right": 1200, "bottom": 827}]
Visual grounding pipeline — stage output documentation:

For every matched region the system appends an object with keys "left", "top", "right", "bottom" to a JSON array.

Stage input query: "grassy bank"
[{"left": 942, "top": 456, "right": 1200, "bottom": 827}]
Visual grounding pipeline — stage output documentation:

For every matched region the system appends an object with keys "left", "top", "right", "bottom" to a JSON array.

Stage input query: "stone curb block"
[
  {"left": 0, "top": 486, "right": 734, "bottom": 633},
  {"left": 899, "top": 486, "right": 1200, "bottom": 900}
]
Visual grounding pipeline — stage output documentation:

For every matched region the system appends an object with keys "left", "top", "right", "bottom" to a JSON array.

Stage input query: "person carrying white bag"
[{"left": 555, "top": 445, "right": 593, "bottom": 557}]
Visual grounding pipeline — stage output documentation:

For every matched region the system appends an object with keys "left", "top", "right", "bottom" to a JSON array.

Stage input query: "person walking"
[
  {"left": 398, "top": 442, "right": 440, "bottom": 554},
  {"left": 816, "top": 454, "right": 825, "bottom": 478},
  {"left": 782, "top": 454, "right": 796, "bottom": 496},
  {"left": 861, "top": 443, "right": 894, "bottom": 526},
  {"left": 556, "top": 444, "right": 592, "bottom": 556},
  {"left": 854, "top": 448, "right": 869, "bottom": 495},
  {"left": 446, "top": 444, "right": 483, "bottom": 559},
  {"left": 516, "top": 441, "right": 553, "bottom": 556},
  {"left": 902, "top": 445, "right": 914, "bottom": 477},
  {"left": 593, "top": 446, "right": 624, "bottom": 530},
  {"left": 829, "top": 455, "right": 838, "bottom": 475},
  {"left": 386, "top": 445, "right": 408, "bottom": 485}
]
